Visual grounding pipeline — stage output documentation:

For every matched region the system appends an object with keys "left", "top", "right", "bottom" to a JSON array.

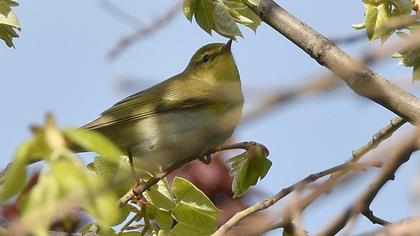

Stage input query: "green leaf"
[
  {"left": 0, "top": 139, "right": 36, "bottom": 201},
  {"left": 227, "top": 144, "right": 271, "bottom": 197},
  {"left": 171, "top": 177, "right": 219, "bottom": 214},
  {"left": 143, "top": 178, "right": 175, "bottom": 211},
  {"left": 365, "top": 5, "right": 379, "bottom": 40},
  {"left": 170, "top": 177, "right": 220, "bottom": 235},
  {"left": 0, "top": 136, "right": 51, "bottom": 201},
  {"left": 194, "top": 0, "right": 214, "bottom": 34},
  {"left": 79, "top": 223, "right": 100, "bottom": 234},
  {"left": 170, "top": 221, "right": 211, "bottom": 236},
  {"left": 0, "top": 0, "right": 20, "bottom": 47},
  {"left": 184, "top": 0, "right": 261, "bottom": 39},
  {"left": 401, "top": 47, "right": 420, "bottom": 67},
  {"left": 213, "top": 1, "right": 242, "bottom": 38},
  {"left": 351, "top": 23, "right": 366, "bottom": 30},
  {"left": 147, "top": 204, "right": 173, "bottom": 232},
  {"left": 63, "top": 128, "right": 123, "bottom": 162},
  {"left": 374, "top": 4, "right": 393, "bottom": 42},
  {"left": 85, "top": 189, "right": 122, "bottom": 226},
  {"left": 183, "top": 0, "right": 196, "bottom": 21},
  {"left": 224, "top": 0, "right": 261, "bottom": 31}
]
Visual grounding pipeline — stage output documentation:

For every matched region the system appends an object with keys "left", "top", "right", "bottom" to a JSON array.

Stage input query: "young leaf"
[
  {"left": 365, "top": 5, "right": 379, "bottom": 41},
  {"left": 183, "top": 0, "right": 196, "bottom": 21},
  {"left": 171, "top": 177, "right": 220, "bottom": 235},
  {"left": 0, "top": 0, "right": 20, "bottom": 47},
  {"left": 213, "top": 1, "right": 242, "bottom": 38},
  {"left": 194, "top": 0, "right": 214, "bottom": 34},
  {"left": 183, "top": 0, "right": 261, "bottom": 39},
  {"left": 63, "top": 128, "right": 123, "bottom": 162},
  {"left": 147, "top": 204, "right": 173, "bottom": 232},
  {"left": 227, "top": 143, "right": 271, "bottom": 197},
  {"left": 143, "top": 178, "right": 175, "bottom": 211}
]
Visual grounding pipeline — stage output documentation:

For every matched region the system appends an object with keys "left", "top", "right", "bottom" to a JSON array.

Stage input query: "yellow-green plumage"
[{"left": 83, "top": 41, "right": 243, "bottom": 172}]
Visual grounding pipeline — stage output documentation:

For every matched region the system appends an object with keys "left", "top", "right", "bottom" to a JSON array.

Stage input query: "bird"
[{"left": 82, "top": 40, "right": 244, "bottom": 174}]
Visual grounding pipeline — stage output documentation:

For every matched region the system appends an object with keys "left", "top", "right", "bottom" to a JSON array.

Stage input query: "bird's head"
[{"left": 185, "top": 40, "right": 239, "bottom": 82}]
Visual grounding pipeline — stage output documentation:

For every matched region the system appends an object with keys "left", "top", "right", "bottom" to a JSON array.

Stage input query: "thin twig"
[
  {"left": 215, "top": 116, "right": 405, "bottom": 235},
  {"left": 330, "top": 31, "right": 367, "bottom": 45},
  {"left": 362, "top": 209, "right": 391, "bottom": 226},
  {"left": 282, "top": 116, "right": 407, "bottom": 218},
  {"left": 100, "top": 0, "right": 141, "bottom": 27},
  {"left": 358, "top": 217, "right": 420, "bottom": 236},
  {"left": 108, "top": 1, "right": 182, "bottom": 60},
  {"left": 317, "top": 129, "right": 420, "bottom": 236},
  {"left": 349, "top": 116, "right": 407, "bottom": 163},
  {"left": 211, "top": 160, "right": 380, "bottom": 236}
]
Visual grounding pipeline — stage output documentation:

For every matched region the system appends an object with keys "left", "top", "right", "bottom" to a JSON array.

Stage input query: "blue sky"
[{"left": 1, "top": 0, "right": 420, "bottom": 234}]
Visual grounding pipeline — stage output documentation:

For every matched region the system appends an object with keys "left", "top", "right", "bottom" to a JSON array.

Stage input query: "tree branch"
[
  {"left": 317, "top": 128, "right": 420, "bottom": 235},
  {"left": 248, "top": 0, "right": 420, "bottom": 124},
  {"left": 215, "top": 115, "right": 405, "bottom": 235},
  {"left": 108, "top": 1, "right": 182, "bottom": 60},
  {"left": 362, "top": 208, "right": 391, "bottom": 226},
  {"left": 358, "top": 217, "right": 420, "bottom": 236},
  {"left": 212, "top": 160, "right": 381, "bottom": 236},
  {"left": 118, "top": 141, "right": 266, "bottom": 205},
  {"left": 350, "top": 116, "right": 407, "bottom": 163},
  {"left": 280, "top": 116, "right": 406, "bottom": 220}
]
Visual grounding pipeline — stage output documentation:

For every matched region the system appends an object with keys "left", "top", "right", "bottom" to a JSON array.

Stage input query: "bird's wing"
[{"left": 83, "top": 75, "right": 213, "bottom": 130}]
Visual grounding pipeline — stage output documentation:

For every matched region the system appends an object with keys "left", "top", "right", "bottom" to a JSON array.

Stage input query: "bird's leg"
[
  {"left": 199, "top": 146, "right": 220, "bottom": 164},
  {"left": 199, "top": 154, "right": 212, "bottom": 164},
  {"left": 127, "top": 148, "right": 144, "bottom": 199},
  {"left": 127, "top": 147, "right": 140, "bottom": 184}
]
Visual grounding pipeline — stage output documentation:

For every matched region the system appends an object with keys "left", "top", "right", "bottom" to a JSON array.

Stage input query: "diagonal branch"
[
  {"left": 108, "top": 1, "right": 182, "bottom": 60},
  {"left": 282, "top": 117, "right": 406, "bottom": 218},
  {"left": 358, "top": 217, "right": 420, "bottom": 236},
  {"left": 247, "top": 0, "right": 420, "bottom": 124},
  {"left": 212, "top": 160, "right": 381, "bottom": 236},
  {"left": 362, "top": 208, "right": 391, "bottom": 226},
  {"left": 214, "top": 116, "right": 405, "bottom": 235},
  {"left": 118, "top": 141, "right": 266, "bottom": 205},
  {"left": 317, "top": 128, "right": 420, "bottom": 235}
]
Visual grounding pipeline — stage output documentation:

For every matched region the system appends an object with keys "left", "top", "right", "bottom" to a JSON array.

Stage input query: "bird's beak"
[{"left": 222, "top": 39, "right": 233, "bottom": 53}]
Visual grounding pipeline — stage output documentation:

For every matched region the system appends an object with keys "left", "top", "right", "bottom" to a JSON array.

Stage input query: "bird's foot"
[{"left": 199, "top": 154, "right": 212, "bottom": 164}]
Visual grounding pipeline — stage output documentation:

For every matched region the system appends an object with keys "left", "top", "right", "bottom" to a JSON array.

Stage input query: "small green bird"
[{"left": 82, "top": 40, "right": 244, "bottom": 173}]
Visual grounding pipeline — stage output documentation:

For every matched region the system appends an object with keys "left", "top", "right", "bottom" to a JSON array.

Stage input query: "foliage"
[
  {"left": 393, "top": 30, "right": 420, "bottom": 81},
  {"left": 352, "top": 0, "right": 420, "bottom": 81},
  {"left": 0, "top": 114, "right": 270, "bottom": 235},
  {"left": 183, "top": 0, "right": 261, "bottom": 39},
  {"left": 142, "top": 177, "right": 220, "bottom": 235},
  {"left": 227, "top": 143, "right": 271, "bottom": 197},
  {"left": 0, "top": 0, "right": 20, "bottom": 47},
  {"left": 0, "top": 114, "right": 123, "bottom": 235}
]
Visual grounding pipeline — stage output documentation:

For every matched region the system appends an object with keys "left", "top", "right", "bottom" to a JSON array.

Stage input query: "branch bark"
[
  {"left": 247, "top": 0, "right": 420, "bottom": 124},
  {"left": 214, "top": 116, "right": 405, "bottom": 235},
  {"left": 212, "top": 160, "right": 381, "bottom": 236},
  {"left": 359, "top": 217, "right": 420, "bottom": 236},
  {"left": 119, "top": 141, "right": 267, "bottom": 205},
  {"left": 317, "top": 128, "right": 420, "bottom": 235}
]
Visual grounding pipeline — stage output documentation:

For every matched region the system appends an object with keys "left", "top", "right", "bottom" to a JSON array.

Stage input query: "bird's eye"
[{"left": 202, "top": 54, "right": 210, "bottom": 63}]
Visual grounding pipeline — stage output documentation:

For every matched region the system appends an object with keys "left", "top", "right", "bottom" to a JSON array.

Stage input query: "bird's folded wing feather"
[{"left": 82, "top": 76, "right": 213, "bottom": 130}]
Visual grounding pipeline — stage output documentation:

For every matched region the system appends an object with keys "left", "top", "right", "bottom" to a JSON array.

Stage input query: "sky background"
[{"left": 1, "top": 0, "right": 420, "bottom": 234}]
